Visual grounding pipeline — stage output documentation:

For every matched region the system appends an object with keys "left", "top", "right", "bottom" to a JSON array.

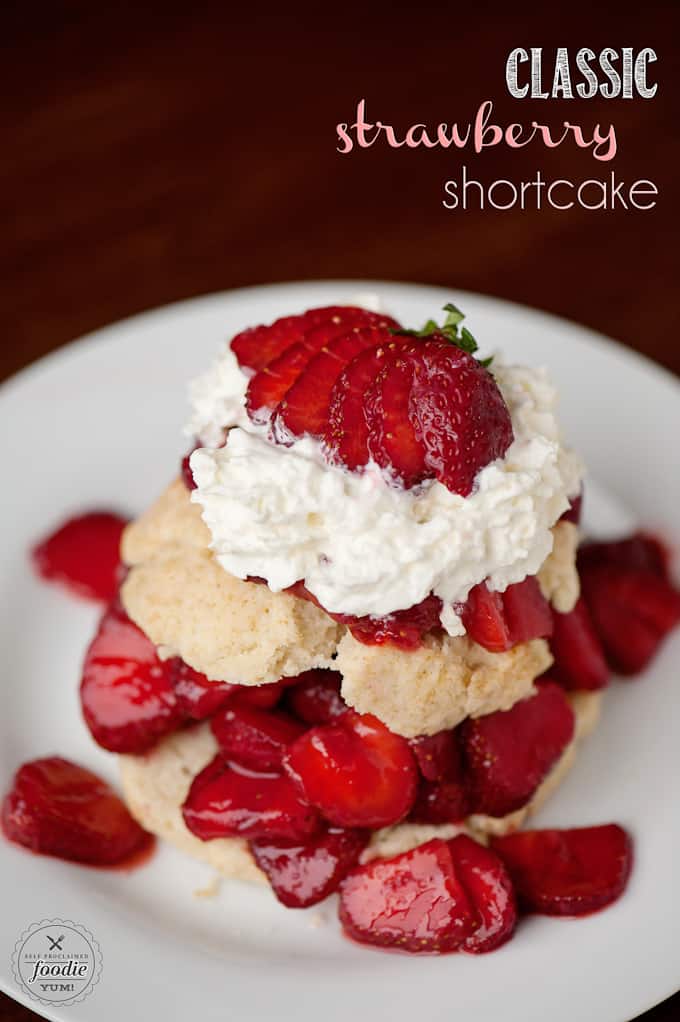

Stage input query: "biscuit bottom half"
[{"left": 119, "top": 690, "right": 601, "bottom": 887}]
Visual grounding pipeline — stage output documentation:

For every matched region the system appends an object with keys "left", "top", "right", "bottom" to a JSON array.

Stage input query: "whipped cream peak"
[{"left": 186, "top": 328, "right": 583, "bottom": 637}]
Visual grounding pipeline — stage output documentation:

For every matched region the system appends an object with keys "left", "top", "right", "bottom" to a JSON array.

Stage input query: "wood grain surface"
[{"left": 1, "top": 3, "right": 678, "bottom": 1020}]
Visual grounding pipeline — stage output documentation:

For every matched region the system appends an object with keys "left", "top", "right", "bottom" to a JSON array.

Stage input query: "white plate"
[{"left": 1, "top": 282, "right": 679, "bottom": 1022}]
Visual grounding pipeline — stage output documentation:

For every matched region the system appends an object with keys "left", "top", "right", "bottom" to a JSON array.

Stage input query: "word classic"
[{"left": 506, "top": 47, "right": 658, "bottom": 100}]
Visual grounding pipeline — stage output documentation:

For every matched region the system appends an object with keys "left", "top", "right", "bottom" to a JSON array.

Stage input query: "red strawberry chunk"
[
  {"left": 338, "top": 838, "right": 478, "bottom": 953},
  {"left": 211, "top": 706, "right": 306, "bottom": 772},
  {"left": 343, "top": 594, "right": 444, "bottom": 650},
  {"left": 410, "top": 779, "right": 469, "bottom": 825},
  {"left": 168, "top": 659, "right": 235, "bottom": 719},
  {"left": 285, "top": 669, "right": 346, "bottom": 724},
  {"left": 460, "top": 583, "right": 511, "bottom": 652},
  {"left": 409, "top": 730, "right": 462, "bottom": 783},
  {"left": 326, "top": 340, "right": 410, "bottom": 471},
  {"left": 407, "top": 338, "right": 514, "bottom": 497},
  {"left": 231, "top": 306, "right": 365, "bottom": 372},
  {"left": 32, "top": 511, "right": 128, "bottom": 603},
  {"left": 459, "top": 682, "right": 575, "bottom": 817},
  {"left": 80, "top": 603, "right": 183, "bottom": 754},
  {"left": 580, "top": 563, "right": 680, "bottom": 675},
  {"left": 250, "top": 826, "right": 367, "bottom": 908},
  {"left": 284, "top": 710, "right": 418, "bottom": 829},
  {"left": 491, "top": 824, "right": 633, "bottom": 916},
  {"left": 447, "top": 835, "right": 517, "bottom": 953},
  {"left": 549, "top": 598, "right": 610, "bottom": 691},
  {"left": 364, "top": 350, "right": 427, "bottom": 487},
  {"left": 231, "top": 679, "right": 290, "bottom": 710},
  {"left": 182, "top": 755, "right": 320, "bottom": 842},
  {"left": 1, "top": 757, "right": 151, "bottom": 865},
  {"left": 501, "top": 576, "right": 553, "bottom": 645},
  {"left": 272, "top": 326, "right": 396, "bottom": 440},
  {"left": 578, "top": 531, "right": 671, "bottom": 580}
]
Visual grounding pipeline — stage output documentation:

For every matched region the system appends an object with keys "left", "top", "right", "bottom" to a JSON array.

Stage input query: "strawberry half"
[
  {"left": 231, "top": 306, "right": 368, "bottom": 372},
  {"left": 448, "top": 835, "right": 517, "bottom": 953},
  {"left": 339, "top": 838, "right": 478, "bottom": 953},
  {"left": 579, "top": 563, "right": 680, "bottom": 675},
  {"left": 491, "top": 824, "right": 633, "bottom": 916},
  {"left": 32, "top": 511, "right": 128, "bottom": 603},
  {"left": 459, "top": 682, "right": 575, "bottom": 817},
  {"left": 284, "top": 710, "right": 418, "bottom": 829},
  {"left": 250, "top": 826, "right": 367, "bottom": 908},
  {"left": 285, "top": 669, "right": 346, "bottom": 725},
  {"left": 271, "top": 326, "right": 396, "bottom": 440},
  {"left": 549, "top": 597, "right": 610, "bottom": 691},
  {"left": 80, "top": 603, "right": 183, "bottom": 754},
  {"left": 1, "top": 757, "right": 151, "bottom": 865},
  {"left": 182, "top": 755, "right": 320, "bottom": 842},
  {"left": 210, "top": 705, "right": 306, "bottom": 772}
]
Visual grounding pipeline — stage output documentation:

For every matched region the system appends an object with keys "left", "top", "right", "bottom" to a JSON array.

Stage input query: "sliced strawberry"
[
  {"left": 272, "top": 326, "right": 395, "bottom": 440},
  {"left": 578, "top": 531, "right": 671, "bottom": 580},
  {"left": 460, "top": 583, "right": 511, "bottom": 652},
  {"left": 459, "top": 682, "right": 575, "bottom": 817},
  {"left": 80, "top": 603, "right": 182, "bottom": 754},
  {"left": 1, "top": 757, "right": 151, "bottom": 865},
  {"left": 231, "top": 306, "right": 365, "bottom": 372},
  {"left": 210, "top": 706, "right": 305, "bottom": 772},
  {"left": 338, "top": 838, "right": 478, "bottom": 953},
  {"left": 580, "top": 563, "right": 680, "bottom": 675},
  {"left": 250, "top": 826, "right": 367, "bottom": 908},
  {"left": 448, "top": 835, "right": 517, "bottom": 953},
  {"left": 167, "top": 659, "right": 236, "bottom": 719},
  {"left": 32, "top": 511, "right": 128, "bottom": 603},
  {"left": 284, "top": 710, "right": 418, "bottom": 829},
  {"left": 549, "top": 598, "right": 610, "bottom": 691},
  {"left": 410, "top": 779, "right": 469, "bottom": 825},
  {"left": 231, "top": 680, "right": 290, "bottom": 710},
  {"left": 285, "top": 669, "right": 346, "bottom": 724},
  {"left": 325, "top": 339, "right": 410, "bottom": 471},
  {"left": 409, "top": 730, "right": 462, "bottom": 784},
  {"left": 501, "top": 576, "right": 553, "bottom": 645},
  {"left": 182, "top": 755, "right": 319, "bottom": 842},
  {"left": 408, "top": 338, "right": 514, "bottom": 496},
  {"left": 246, "top": 342, "right": 313, "bottom": 425},
  {"left": 364, "top": 350, "right": 427, "bottom": 487},
  {"left": 491, "top": 824, "right": 633, "bottom": 916},
  {"left": 343, "top": 593, "right": 444, "bottom": 650}
]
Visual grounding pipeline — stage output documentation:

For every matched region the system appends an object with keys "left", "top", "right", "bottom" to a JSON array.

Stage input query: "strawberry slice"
[
  {"left": 579, "top": 563, "right": 680, "bottom": 675},
  {"left": 271, "top": 326, "right": 395, "bottom": 440},
  {"left": 448, "top": 835, "right": 517, "bottom": 953},
  {"left": 182, "top": 755, "right": 319, "bottom": 842},
  {"left": 338, "top": 838, "right": 478, "bottom": 953},
  {"left": 460, "top": 583, "right": 511, "bottom": 652},
  {"left": 410, "top": 779, "right": 469, "bottom": 825},
  {"left": 32, "top": 511, "right": 128, "bottom": 603},
  {"left": 501, "top": 576, "right": 553, "bottom": 645},
  {"left": 342, "top": 593, "right": 444, "bottom": 649},
  {"left": 409, "top": 730, "right": 462, "bottom": 783},
  {"left": 250, "top": 826, "right": 367, "bottom": 908},
  {"left": 491, "top": 824, "right": 633, "bottom": 916},
  {"left": 549, "top": 598, "right": 610, "bottom": 690},
  {"left": 231, "top": 679, "right": 290, "bottom": 710},
  {"left": 231, "top": 306, "right": 366, "bottom": 372},
  {"left": 407, "top": 338, "right": 514, "bottom": 496},
  {"left": 284, "top": 710, "right": 418, "bottom": 829},
  {"left": 285, "top": 669, "right": 346, "bottom": 724},
  {"left": 326, "top": 339, "right": 411, "bottom": 470},
  {"left": 578, "top": 531, "right": 671, "bottom": 580},
  {"left": 459, "top": 681, "right": 575, "bottom": 817},
  {"left": 364, "top": 349, "right": 427, "bottom": 487},
  {"left": 246, "top": 311, "right": 398, "bottom": 426},
  {"left": 1, "top": 757, "right": 151, "bottom": 865},
  {"left": 167, "top": 659, "right": 235, "bottom": 719},
  {"left": 80, "top": 603, "right": 183, "bottom": 754},
  {"left": 210, "top": 705, "right": 306, "bottom": 772}
]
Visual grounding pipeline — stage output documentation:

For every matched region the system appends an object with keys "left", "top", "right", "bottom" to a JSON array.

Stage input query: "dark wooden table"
[{"left": 1, "top": 4, "right": 678, "bottom": 1019}]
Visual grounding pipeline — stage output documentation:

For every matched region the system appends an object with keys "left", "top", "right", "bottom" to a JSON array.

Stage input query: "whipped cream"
[{"left": 186, "top": 337, "right": 583, "bottom": 636}]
